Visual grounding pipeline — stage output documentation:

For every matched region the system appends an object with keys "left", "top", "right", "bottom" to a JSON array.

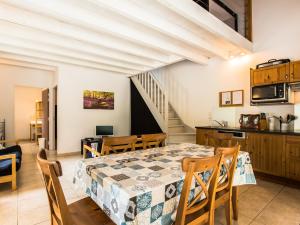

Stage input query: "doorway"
[{"left": 14, "top": 86, "right": 43, "bottom": 142}]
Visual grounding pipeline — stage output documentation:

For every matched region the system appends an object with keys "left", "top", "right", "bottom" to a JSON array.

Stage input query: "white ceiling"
[{"left": 0, "top": 0, "right": 252, "bottom": 75}]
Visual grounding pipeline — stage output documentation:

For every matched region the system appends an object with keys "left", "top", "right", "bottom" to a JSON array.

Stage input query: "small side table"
[{"left": 80, "top": 138, "right": 103, "bottom": 155}]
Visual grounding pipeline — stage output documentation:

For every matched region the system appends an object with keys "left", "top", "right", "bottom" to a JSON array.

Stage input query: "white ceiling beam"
[
  {"left": 0, "top": 3, "right": 176, "bottom": 64},
  {"left": 0, "top": 21, "right": 162, "bottom": 69},
  {"left": 0, "top": 34, "right": 151, "bottom": 71},
  {"left": 156, "top": 0, "right": 253, "bottom": 53},
  {"left": 2, "top": 0, "right": 208, "bottom": 64},
  {"left": 0, "top": 45, "right": 138, "bottom": 74},
  {"left": 86, "top": 0, "right": 229, "bottom": 59},
  {"left": 0, "top": 58, "right": 57, "bottom": 72}
]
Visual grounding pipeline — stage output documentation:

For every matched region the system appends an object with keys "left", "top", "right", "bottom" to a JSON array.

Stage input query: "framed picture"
[
  {"left": 83, "top": 90, "right": 114, "bottom": 109},
  {"left": 232, "top": 90, "right": 244, "bottom": 105},
  {"left": 219, "top": 90, "right": 244, "bottom": 107}
]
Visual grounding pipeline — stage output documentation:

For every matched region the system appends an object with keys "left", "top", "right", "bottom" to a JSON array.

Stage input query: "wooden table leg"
[{"left": 232, "top": 186, "right": 239, "bottom": 220}]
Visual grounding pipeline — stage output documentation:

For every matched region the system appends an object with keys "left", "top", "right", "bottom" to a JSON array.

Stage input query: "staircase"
[
  {"left": 168, "top": 104, "right": 196, "bottom": 144},
  {"left": 131, "top": 72, "right": 195, "bottom": 144}
]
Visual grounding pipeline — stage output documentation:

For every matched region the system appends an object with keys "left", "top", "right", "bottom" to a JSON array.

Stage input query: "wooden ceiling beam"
[
  {"left": 86, "top": 0, "right": 229, "bottom": 59},
  {"left": 0, "top": 21, "right": 162, "bottom": 69},
  {"left": 2, "top": 0, "right": 208, "bottom": 64},
  {"left": 0, "top": 2, "right": 176, "bottom": 64},
  {"left": 0, "top": 45, "right": 138, "bottom": 74},
  {"left": 0, "top": 34, "right": 152, "bottom": 71}
]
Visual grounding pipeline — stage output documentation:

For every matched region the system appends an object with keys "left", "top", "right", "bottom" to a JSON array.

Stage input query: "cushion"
[
  {"left": 0, "top": 145, "right": 22, "bottom": 159},
  {"left": 0, "top": 158, "right": 21, "bottom": 176}
]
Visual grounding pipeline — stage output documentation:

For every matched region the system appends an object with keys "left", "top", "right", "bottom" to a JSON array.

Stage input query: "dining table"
[{"left": 73, "top": 143, "right": 256, "bottom": 225}]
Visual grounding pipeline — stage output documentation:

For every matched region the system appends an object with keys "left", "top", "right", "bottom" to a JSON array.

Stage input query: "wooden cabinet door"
[
  {"left": 264, "top": 68, "right": 278, "bottom": 84},
  {"left": 196, "top": 129, "right": 215, "bottom": 145},
  {"left": 286, "top": 136, "right": 300, "bottom": 181},
  {"left": 246, "top": 133, "right": 261, "bottom": 171},
  {"left": 277, "top": 64, "right": 290, "bottom": 82},
  {"left": 251, "top": 69, "right": 266, "bottom": 86},
  {"left": 247, "top": 133, "right": 285, "bottom": 176},
  {"left": 251, "top": 63, "right": 290, "bottom": 86},
  {"left": 290, "top": 61, "right": 300, "bottom": 82},
  {"left": 260, "top": 134, "right": 285, "bottom": 176}
]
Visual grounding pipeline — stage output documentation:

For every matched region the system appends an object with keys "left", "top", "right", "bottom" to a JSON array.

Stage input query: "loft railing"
[
  {"left": 131, "top": 72, "right": 168, "bottom": 132},
  {"left": 193, "top": 0, "right": 252, "bottom": 41}
]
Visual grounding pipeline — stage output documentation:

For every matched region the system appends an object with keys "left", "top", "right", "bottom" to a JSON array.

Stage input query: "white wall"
[
  {"left": 159, "top": 0, "right": 300, "bottom": 129},
  {"left": 57, "top": 64, "right": 130, "bottom": 154},
  {"left": 0, "top": 64, "right": 55, "bottom": 141},
  {"left": 14, "top": 86, "right": 42, "bottom": 140}
]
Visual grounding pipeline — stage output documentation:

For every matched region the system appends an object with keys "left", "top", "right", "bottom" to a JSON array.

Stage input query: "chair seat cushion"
[
  {"left": 0, "top": 145, "right": 22, "bottom": 159},
  {"left": 0, "top": 158, "right": 21, "bottom": 176},
  {"left": 68, "top": 197, "right": 115, "bottom": 225}
]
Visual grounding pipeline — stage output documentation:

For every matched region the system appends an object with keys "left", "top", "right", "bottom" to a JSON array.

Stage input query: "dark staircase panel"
[{"left": 130, "top": 80, "right": 162, "bottom": 135}]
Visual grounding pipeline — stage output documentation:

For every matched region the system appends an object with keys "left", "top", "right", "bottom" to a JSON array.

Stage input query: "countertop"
[{"left": 195, "top": 126, "right": 300, "bottom": 136}]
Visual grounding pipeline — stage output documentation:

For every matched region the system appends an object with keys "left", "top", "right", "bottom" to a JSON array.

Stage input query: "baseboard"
[{"left": 254, "top": 171, "right": 300, "bottom": 189}]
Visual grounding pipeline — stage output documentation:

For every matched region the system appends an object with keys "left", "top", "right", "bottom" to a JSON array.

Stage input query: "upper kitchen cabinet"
[
  {"left": 290, "top": 60, "right": 300, "bottom": 82},
  {"left": 250, "top": 63, "right": 290, "bottom": 86}
]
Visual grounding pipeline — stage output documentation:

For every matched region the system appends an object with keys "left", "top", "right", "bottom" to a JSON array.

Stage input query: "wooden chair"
[
  {"left": 0, "top": 139, "right": 21, "bottom": 190},
  {"left": 214, "top": 145, "right": 240, "bottom": 225},
  {"left": 205, "top": 132, "right": 233, "bottom": 154},
  {"left": 37, "top": 149, "right": 115, "bottom": 225},
  {"left": 175, "top": 154, "right": 222, "bottom": 225},
  {"left": 101, "top": 135, "right": 138, "bottom": 155},
  {"left": 141, "top": 133, "right": 167, "bottom": 149}
]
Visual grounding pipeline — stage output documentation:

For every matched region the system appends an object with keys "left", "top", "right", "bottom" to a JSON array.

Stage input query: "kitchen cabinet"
[
  {"left": 246, "top": 133, "right": 285, "bottom": 176},
  {"left": 196, "top": 128, "right": 247, "bottom": 151},
  {"left": 250, "top": 63, "right": 290, "bottom": 86},
  {"left": 290, "top": 60, "right": 300, "bottom": 82},
  {"left": 286, "top": 136, "right": 300, "bottom": 181},
  {"left": 196, "top": 128, "right": 215, "bottom": 146}
]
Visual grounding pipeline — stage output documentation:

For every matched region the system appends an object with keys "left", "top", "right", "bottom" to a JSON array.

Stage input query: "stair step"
[
  {"left": 168, "top": 117, "right": 182, "bottom": 126},
  {"left": 168, "top": 133, "right": 196, "bottom": 144},
  {"left": 168, "top": 124, "right": 184, "bottom": 128},
  {"left": 168, "top": 132, "right": 196, "bottom": 136},
  {"left": 168, "top": 125, "right": 185, "bottom": 133}
]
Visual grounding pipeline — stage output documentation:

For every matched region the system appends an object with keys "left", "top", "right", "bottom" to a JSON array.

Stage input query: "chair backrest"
[
  {"left": 141, "top": 133, "right": 167, "bottom": 149},
  {"left": 101, "top": 135, "right": 138, "bottom": 155},
  {"left": 215, "top": 145, "right": 240, "bottom": 193},
  {"left": 175, "top": 154, "right": 222, "bottom": 225},
  {"left": 37, "top": 149, "right": 71, "bottom": 225}
]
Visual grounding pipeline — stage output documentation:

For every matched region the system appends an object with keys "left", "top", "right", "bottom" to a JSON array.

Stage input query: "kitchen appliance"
[
  {"left": 217, "top": 130, "right": 246, "bottom": 139},
  {"left": 256, "top": 59, "right": 290, "bottom": 69},
  {"left": 239, "top": 114, "right": 260, "bottom": 129},
  {"left": 251, "top": 83, "right": 293, "bottom": 105}
]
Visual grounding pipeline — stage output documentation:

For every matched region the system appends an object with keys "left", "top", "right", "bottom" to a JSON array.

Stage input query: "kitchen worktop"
[{"left": 195, "top": 126, "right": 300, "bottom": 136}]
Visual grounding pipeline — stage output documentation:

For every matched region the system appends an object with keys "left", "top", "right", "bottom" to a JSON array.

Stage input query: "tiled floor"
[{"left": 1, "top": 143, "right": 300, "bottom": 225}]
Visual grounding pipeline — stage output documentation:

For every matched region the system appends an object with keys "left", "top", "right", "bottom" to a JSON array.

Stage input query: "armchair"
[{"left": 0, "top": 140, "right": 22, "bottom": 190}]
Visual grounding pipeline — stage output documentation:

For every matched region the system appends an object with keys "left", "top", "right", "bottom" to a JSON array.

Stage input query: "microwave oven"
[{"left": 251, "top": 83, "right": 294, "bottom": 104}]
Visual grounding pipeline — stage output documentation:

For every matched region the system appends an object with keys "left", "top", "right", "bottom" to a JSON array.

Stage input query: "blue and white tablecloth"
[{"left": 73, "top": 143, "right": 256, "bottom": 225}]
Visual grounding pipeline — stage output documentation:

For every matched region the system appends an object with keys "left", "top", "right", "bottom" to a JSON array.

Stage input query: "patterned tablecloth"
[{"left": 73, "top": 143, "right": 256, "bottom": 225}]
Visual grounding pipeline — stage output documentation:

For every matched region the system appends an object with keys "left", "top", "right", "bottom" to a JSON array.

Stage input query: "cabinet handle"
[{"left": 285, "top": 74, "right": 288, "bottom": 79}]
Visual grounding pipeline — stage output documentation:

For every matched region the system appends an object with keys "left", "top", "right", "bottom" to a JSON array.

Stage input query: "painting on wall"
[{"left": 83, "top": 90, "right": 114, "bottom": 109}]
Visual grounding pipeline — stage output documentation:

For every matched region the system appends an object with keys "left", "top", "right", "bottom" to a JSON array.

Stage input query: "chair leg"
[
  {"left": 225, "top": 199, "right": 232, "bottom": 225},
  {"left": 232, "top": 186, "right": 239, "bottom": 220},
  {"left": 12, "top": 175, "right": 17, "bottom": 191}
]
